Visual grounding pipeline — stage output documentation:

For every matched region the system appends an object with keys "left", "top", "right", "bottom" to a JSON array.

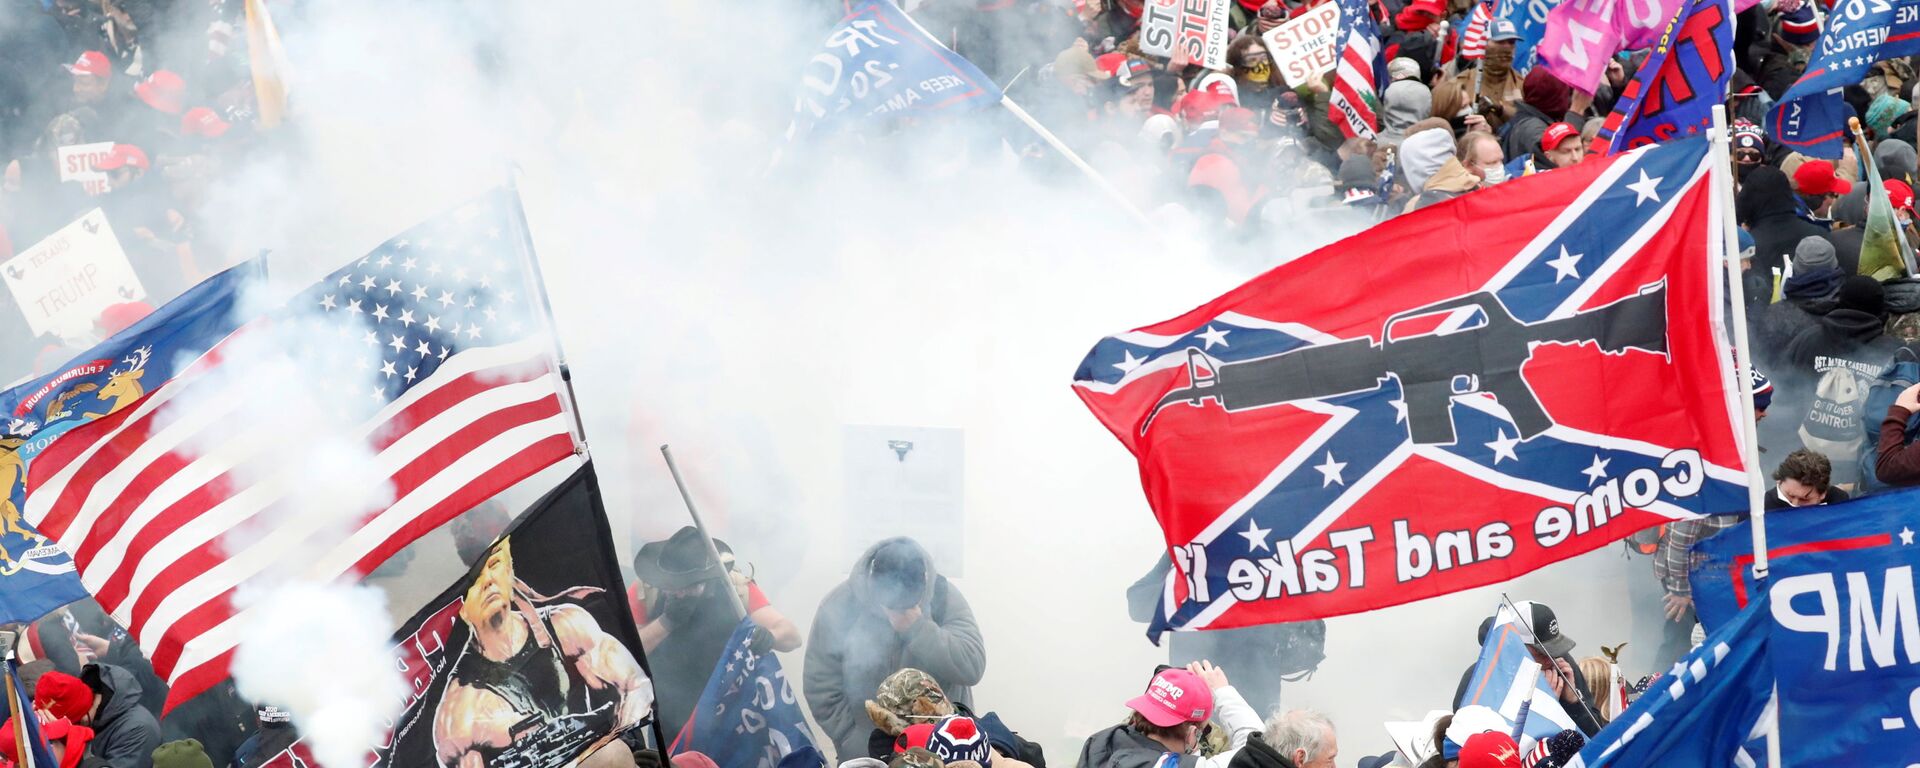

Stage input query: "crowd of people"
[{"left": 4, "top": 0, "right": 1920, "bottom": 765}]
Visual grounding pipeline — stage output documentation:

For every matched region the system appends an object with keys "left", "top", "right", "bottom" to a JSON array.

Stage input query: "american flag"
[
  {"left": 13, "top": 188, "right": 578, "bottom": 710},
  {"left": 1459, "top": 0, "right": 1495, "bottom": 60},
  {"left": 1330, "top": 0, "right": 1383, "bottom": 139}
]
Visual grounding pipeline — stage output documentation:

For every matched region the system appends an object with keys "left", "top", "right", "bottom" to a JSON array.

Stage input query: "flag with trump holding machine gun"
[{"left": 1075, "top": 136, "right": 1752, "bottom": 636}]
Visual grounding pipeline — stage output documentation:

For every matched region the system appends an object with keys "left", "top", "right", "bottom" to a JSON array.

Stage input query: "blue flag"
[
  {"left": 1458, "top": 603, "right": 1578, "bottom": 750},
  {"left": 787, "top": 0, "right": 1002, "bottom": 140},
  {"left": 1589, "top": 0, "right": 1732, "bottom": 155},
  {"left": 672, "top": 619, "right": 821, "bottom": 767},
  {"left": 1692, "top": 488, "right": 1920, "bottom": 762},
  {"left": 1767, "top": 0, "right": 1920, "bottom": 157},
  {"left": 1498, "top": 0, "right": 1568, "bottom": 72},
  {"left": 0, "top": 264, "right": 257, "bottom": 626},
  {"left": 1567, "top": 590, "right": 1773, "bottom": 767},
  {"left": 4, "top": 656, "right": 59, "bottom": 768}
]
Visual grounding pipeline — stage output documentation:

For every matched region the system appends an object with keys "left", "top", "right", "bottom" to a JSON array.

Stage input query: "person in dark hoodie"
[
  {"left": 35, "top": 665, "right": 162, "bottom": 768},
  {"left": 1501, "top": 69, "right": 1573, "bottom": 164},
  {"left": 806, "top": 537, "right": 986, "bottom": 761},
  {"left": 1753, "top": 237, "right": 1845, "bottom": 369},
  {"left": 1077, "top": 663, "right": 1263, "bottom": 768},
  {"left": 1783, "top": 276, "right": 1904, "bottom": 489},
  {"left": 1826, "top": 186, "right": 1870, "bottom": 275},
  {"left": 229, "top": 705, "right": 297, "bottom": 768},
  {"left": 1739, "top": 165, "right": 1829, "bottom": 307}
]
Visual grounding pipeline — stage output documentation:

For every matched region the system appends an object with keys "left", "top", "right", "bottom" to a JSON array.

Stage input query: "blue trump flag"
[
  {"left": 787, "top": 0, "right": 1003, "bottom": 140},
  {"left": 1498, "top": 0, "right": 1567, "bottom": 71},
  {"left": 672, "top": 619, "right": 821, "bottom": 767},
  {"left": 1589, "top": 0, "right": 1732, "bottom": 155},
  {"left": 1767, "top": 0, "right": 1920, "bottom": 157},
  {"left": 0, "top": 265, "right": 255, "bottom": 626},
  {"left": 1567, "top": 590, "right": 1774, "bottom": 767},
  {"left": 1458, "top": 603, "right": 1579, "bottom": 751},
  {"left": 1692, "top": 488, "right": 1920, "bottom": 762}
]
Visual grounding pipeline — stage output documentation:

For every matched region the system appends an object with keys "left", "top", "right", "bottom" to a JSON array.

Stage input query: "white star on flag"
[
  {"left": 1316, "top": 452, "right": 1348, "bottom": 487},
  {"left": 1239, "top": 518, "right": 1272, "bottom": 551},
  {"left": 1198, "top": 325, "right": 1231, "bottom": 349},
  {"left": 1625, "top": 169, "right": 1663, "bottom": 206},
  {"left": 1113, "top": 350, "right": 1145, "bottom": 373},
  {"left": 1546, "top": 246, "right": 1582, "bottom": 283}
]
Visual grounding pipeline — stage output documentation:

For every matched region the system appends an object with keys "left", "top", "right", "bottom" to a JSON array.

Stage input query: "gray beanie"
[
  {"left": 1793, "top": 235, "right": 1838, "bottom": 272},
  {"left": 1378, "top": 81, "right": 1433, "bottom": 144},
  {"left": 1877, "top": 138, "right": 1917, "bottom": 184},
  {"left": 1833, "top": 186, "right": 1870, "bottom": 227}
]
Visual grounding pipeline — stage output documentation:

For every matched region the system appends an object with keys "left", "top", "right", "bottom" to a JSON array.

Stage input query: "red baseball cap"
[
  {"left": 1125, "top": 668, "right": 1213, "bottom": 728},
  {"left": 1542, "top": 122, "right": 1580, "bottom": 151},
  {"left": 94, "top": 144, "right": 149, "bottom": 173},
  {"left": 1888, "top": 179, "right": 1914, "bottom": 212},
  {"left": 134, "top": 70, "right": 186, "bottom": 114},
  {"left": 1218, "top": 106, "right": 1258, "bottom": 134},
  {"left": 181, "top": 106, "right": 230, "bottom": 138},
  {"left": 1177, "top": 90, "right": 1234, "bottom": 125},
  {"left": 64, "top": 51, "right": 110, "bottom": 80},
  {"left": 1458, "top": 731, "right": 1522, "bottom": 768},
  {"left": 1793, "top": 159, "right": 1853, "bottom": 196}
]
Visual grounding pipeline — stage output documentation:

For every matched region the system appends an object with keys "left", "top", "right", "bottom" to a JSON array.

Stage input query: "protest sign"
[
  {"left": 1140, "top": 0, "right": 1232, "bottom": 70},
  {"left": 1263, "top": 2, "right": 1343, "bottom": 87},
  {"left": 2, "top": 209, "right": 144, "bottom": 339},
  {"left": 55, "top": 142, "right": 113, "bottom": 195}
]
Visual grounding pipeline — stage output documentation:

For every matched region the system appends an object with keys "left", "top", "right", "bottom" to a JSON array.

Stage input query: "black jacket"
[
  {"left": 82, "top": 663, "right": 162, "bottom": 768},
  {"left": 1739, "top": 167, "right": 1830, "bottom": 276}
]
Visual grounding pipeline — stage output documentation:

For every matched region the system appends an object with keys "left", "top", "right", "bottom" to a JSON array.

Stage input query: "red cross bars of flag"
[{"left": 14, "top": 188, "right": 580, "bottom": 711}]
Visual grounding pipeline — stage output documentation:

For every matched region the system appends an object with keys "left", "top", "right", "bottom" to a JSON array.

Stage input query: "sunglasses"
[{"left": 1735, "top": 150, "right": 1763, "bottom": 163}]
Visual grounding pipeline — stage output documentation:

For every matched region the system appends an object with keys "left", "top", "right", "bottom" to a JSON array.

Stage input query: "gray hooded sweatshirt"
[{"left": 803, "top": 537, "right": 986, "bottom": 760}]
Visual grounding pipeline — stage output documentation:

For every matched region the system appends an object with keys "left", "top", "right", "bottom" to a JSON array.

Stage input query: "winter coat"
[
  {"left": 232, "top": 724, "right": 299, "bottom": 768},
  {"left": 1752, "top": 271, "right": 1841, "bottom": 370},
  {"left": 1500, "top": 102, "right": 1553, "bottom": 164},
  {"left": 1878, "top": 405, "right": 1920, "bottom": 486},
  {"left": 1074, "top": 686, "right": 1263, "bottom": 768},
  {"left": 804, "top": 538, "right": 986, "bottom": 761},
  {"left": 1782, "top": 309, "right": 1903, "bottom": 485},
  {"left": 82, "top": 663, "right": 162, "bottom": 768},
  {"left": 1411, "top": 158, "right": 1480, "bottom": 211},
  {"left": 162, "top": 681, "right": 255, "bottom": 768},
  {"left": 1739, "top": 166, "right": 1830, "bottom": 276},
  {"left": 1224, "top": 736, "right": 1297, "bottom": 768}
]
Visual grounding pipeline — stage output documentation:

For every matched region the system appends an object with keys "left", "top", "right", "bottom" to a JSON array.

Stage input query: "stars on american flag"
[{"left": 305, "top": 197, "right": 541, "bottom": 417}]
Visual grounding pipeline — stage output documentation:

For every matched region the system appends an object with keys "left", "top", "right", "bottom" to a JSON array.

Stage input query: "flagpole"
[
  {"left": 998, "top": 97, "right": 1159, "bottom": 231},
  {"left": 502, "top": 170, "right": 592, "bottom": 456},
  {"left": 1849, "top": 116, "right": 1919, "bottom": 274},
  {"left": 1710, "top": 106, "right": 1770, "bottom": 585},
  {"left": 1, "top": 630, "right": 26, "bottom": 768},
  {"left": 657, "top": 445, "right": 749, "bottom": 623}
]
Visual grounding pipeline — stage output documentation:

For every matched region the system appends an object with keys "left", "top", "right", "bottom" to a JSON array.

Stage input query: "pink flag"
[{"left": 1537, "top": 0, "right": 1678, "bottom": 93}]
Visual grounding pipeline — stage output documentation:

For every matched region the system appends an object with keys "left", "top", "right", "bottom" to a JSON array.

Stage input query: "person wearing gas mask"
[{"left": 806, "top": 537, "right": 985, "bottom": 761}]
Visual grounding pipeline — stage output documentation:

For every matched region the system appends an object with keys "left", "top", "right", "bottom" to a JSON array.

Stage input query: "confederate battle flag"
[{"left": 1074, "top": 137, "right": 1748, "bottom": 637}]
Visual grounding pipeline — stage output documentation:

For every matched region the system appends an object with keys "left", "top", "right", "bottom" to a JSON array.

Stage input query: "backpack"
[{"left": 1859, "top": 347, "right": 1920, "bottom": 494}]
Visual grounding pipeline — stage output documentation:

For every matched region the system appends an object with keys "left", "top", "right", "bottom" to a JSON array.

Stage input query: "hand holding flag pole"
[
  {"left": 658, "top": 445, "right": 748, "bottom": 622},
  {"left": 1501, "top": 593, "right": 1604, "bottom": 729}
]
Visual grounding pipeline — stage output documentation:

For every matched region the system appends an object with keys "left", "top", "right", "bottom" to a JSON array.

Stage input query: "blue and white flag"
[
  {"left": 1497, "top": 0, "right": 1568, "bottom": 71},
  {"left": 1767, "top": 0, "right": 1920, "bottom": 157},
  {"left": 4, "top": 656, "right": 59, "bottom": 768},
  {"left": 672, "top": 619, "right": 821, "bottom": 768},
  {"left": 1692, "top": 488, "right": 1920, "bottom": 762},
  {"left": 1567, "top": 590, "right": 1773, "bottom": 767},
  {"left": 787, "top": 0, "right": 1002, "bottom": 140},
  {"left": 1458, "top": 603, "right": 1579, "bottom": 751}
]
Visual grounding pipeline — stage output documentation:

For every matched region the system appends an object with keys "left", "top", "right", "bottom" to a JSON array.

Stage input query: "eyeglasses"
[{"left": 1735, "top": 150, "right": 1763, "bottom": 163}]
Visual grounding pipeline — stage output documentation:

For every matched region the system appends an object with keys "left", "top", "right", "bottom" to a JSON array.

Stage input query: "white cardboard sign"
[
  {"left": 3, "top": 208, "right": 146, "bottom": 338},
  {"left": 1263, "top": 1, "right": 1344, "bottom": 87},
  {"left": 1139, "top": 0, "right": 1233, "bottom": 70},
  {"left": 55, "top": 142, "right": 115, "bottom": 196}
]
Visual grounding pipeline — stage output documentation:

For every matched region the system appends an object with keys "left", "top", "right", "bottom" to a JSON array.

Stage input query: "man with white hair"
[{"left": 1263, "top": 709, "right": 1338, "bottom": 768}]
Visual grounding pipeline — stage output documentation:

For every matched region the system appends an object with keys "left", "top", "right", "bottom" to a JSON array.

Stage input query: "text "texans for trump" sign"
[{"left": 1074, "top": 138, "right": 1748, "bottom": 635}]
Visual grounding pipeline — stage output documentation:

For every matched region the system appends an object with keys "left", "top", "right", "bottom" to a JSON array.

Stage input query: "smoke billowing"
[{"left": 2, "top": 0, "right": 1673, "bottom": 759}]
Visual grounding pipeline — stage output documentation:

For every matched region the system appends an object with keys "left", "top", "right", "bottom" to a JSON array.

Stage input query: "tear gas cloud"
[{"left": 11, "top": 0, "right": 1670, "bottom": 759}]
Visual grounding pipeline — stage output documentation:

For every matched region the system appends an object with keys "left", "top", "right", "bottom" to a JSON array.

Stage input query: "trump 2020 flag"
[
  {"left": 1074, "top": 137, "right": 1747, "bottom": 635},
  {"left": 1769, "top": 0, "right": 1920, "bottom": 158},
  {"left": 787, "top": 0, "right": 1002, "bottom": 140},
  {"left": 1690, "top": 489, "right": 1920, "bottom": 762},
  {"left": 1459, "top": 603, "right": 1578, "bottom": 751},
  {"left": 672, "top": 618, "right": 821, "bottom": 767},
  {"left": 1588, "top": 0, "right": 1732, "bottom": 155},
  {"left": 1566, "top": 590, "right": 1773, "bottom": 767}
]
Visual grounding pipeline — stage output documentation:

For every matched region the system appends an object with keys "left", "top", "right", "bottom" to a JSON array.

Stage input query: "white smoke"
[
  {"left": 0, "top": 0, "right": 1678, "bottom": 760},
  {"left": 229, "top": 581, "right": 404, "bottom": 768}
]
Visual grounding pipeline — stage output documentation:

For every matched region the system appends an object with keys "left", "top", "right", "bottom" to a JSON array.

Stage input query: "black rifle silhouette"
[{"left": 1145, "top": 284, "right": 1669, "bottom": 444}]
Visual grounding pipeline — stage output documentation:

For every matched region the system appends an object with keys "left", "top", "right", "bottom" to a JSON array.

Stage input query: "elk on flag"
[
  {"left": 1074, "top": 137, "right": 1747, "bottom": 635},
  {"left": 5, "top": 188, "right": 580, "bottom": 711}
]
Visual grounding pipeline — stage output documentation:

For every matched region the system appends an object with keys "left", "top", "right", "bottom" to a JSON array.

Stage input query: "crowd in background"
[{"left": 3, "top": 0, "right": 1920, "bottom": 766}]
